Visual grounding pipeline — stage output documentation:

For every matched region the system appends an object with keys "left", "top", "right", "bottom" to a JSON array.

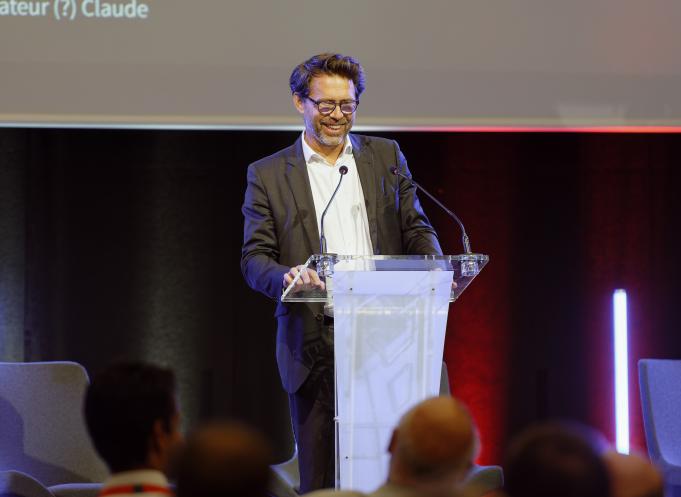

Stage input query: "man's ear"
[
  {"left": 150, "top": 418, "right": 166, "bottom": 452},
  {"left": 146, "top": 419, "right": 171, "bottom": 471},
  {"left": 293, "top": 93, "right": 305, "bottom": 115}
]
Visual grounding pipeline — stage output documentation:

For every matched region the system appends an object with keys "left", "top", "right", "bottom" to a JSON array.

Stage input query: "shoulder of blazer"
[{"left": 350, "top": 133, "right": 399, "bottom": 157}]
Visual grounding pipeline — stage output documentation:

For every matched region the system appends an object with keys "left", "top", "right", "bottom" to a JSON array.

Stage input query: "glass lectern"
[{"left": 282, "top": 254, "right": 488, "bottom": 492}]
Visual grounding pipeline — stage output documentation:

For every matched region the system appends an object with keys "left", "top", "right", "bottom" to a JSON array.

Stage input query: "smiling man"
[{"left": 241, "top": 53, "right": 441, "bottom": 492}]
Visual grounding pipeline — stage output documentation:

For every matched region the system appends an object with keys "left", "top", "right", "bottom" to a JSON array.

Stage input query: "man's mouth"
[{"left": 322, "top": 122, "right": 345, "bottom": 132}]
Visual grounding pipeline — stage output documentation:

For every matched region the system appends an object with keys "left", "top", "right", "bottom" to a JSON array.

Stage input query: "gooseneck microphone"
[
  {"left": 319, "top": 165, "right": 349, "bottom": 254},
  {"left": 390, "top": 166, "right": 472, "bottom": 254}
]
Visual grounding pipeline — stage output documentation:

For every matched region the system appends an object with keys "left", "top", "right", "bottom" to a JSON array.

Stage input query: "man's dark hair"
[
  {"left": 84, "top": 361, "right": 177, "bottom": 473},
  {"left": 289, "top": 53, "right": 366, "bottom": 99},
  {"left": 504, "top": 422, "right": 611, "bottom": 497},
  {"left": 175, "top": 422, "right": 273, "bottom": 497}
]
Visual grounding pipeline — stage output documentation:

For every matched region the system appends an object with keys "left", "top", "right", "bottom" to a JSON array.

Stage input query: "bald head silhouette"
[
  {"left": 175, "top": 422, "right": 272, "bottom": 497},
  {"left": 603, "top": 451, "right": 663, "bottom": 497},
  {"left": 387, "top": 396, "right": 476, "bottom": 493}
]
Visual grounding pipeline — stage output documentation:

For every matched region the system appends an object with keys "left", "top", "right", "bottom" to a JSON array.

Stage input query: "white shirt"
[{"left": 302, "top": 132, "right": 374, "bottom": 256}]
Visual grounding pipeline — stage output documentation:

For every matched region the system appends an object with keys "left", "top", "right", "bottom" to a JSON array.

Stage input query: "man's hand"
[{"left": 283, "top": 265, "right": 326, "bottom": 293}]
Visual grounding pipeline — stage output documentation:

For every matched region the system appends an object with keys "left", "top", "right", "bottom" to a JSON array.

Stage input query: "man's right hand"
[{"left": 283, "top": 265, "right": 326, "bottom": 293}]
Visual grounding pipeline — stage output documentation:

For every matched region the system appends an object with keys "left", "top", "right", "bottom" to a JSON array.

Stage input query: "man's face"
[{"left": 294, "top": 74, "right": 357, "bottom": 151}]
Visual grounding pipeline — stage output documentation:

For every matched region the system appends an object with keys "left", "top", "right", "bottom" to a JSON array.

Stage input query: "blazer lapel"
[
  {"left": 284, "top": 137, "right": 320, "bottom": 255},
  {"left": 351, "top": 134, "right": 379, "bottom": 252}
]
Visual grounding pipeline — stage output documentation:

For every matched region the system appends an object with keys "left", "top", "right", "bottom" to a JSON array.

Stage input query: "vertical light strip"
[{"left": 613, "top": 289, "right": 630, "bottom": 454}]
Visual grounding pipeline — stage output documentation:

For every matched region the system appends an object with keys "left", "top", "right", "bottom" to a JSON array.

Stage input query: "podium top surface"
[{"left": 281, "top": 253, "right": 488, "bottom": 303}]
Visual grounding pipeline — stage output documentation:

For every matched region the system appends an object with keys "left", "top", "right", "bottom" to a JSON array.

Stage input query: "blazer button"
[{"left": 315, "top": 313, "right": 324, "bottom": 321}]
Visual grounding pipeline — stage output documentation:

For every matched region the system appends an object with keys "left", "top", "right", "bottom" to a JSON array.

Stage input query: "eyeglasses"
[{"left": 305, "top": 96, "right": 359, "bottom": 116}]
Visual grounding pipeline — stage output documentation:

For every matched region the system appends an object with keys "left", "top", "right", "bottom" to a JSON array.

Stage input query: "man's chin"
[{"left": 319, "top": 133, "right": 347, "bottom": 147}]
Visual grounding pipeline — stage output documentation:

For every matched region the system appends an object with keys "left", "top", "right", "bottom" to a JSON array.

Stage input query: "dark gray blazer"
[{"left": 241, "top": 134, "right": 442, "bottom": 393}]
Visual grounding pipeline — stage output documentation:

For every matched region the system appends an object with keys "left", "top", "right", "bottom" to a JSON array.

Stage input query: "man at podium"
[{"left": 241, "top": 53, "right": 442, "bottom": 492}]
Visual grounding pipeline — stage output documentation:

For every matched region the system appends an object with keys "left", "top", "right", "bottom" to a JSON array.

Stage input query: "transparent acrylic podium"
[{"left": 282, "top": 254, "right": 488, "bottom": 493}]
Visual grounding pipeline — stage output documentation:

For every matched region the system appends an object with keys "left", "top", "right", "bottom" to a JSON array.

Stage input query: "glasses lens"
[
  {"left": 340, "top": 102, "right": 357, "bottom": 114},
  {"left": 316, "top": 102, "right": 336, "bottom": 115}
]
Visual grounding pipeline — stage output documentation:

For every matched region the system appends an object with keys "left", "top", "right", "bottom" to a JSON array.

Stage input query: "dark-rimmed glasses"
[{"left": 305, "top": 96, "right": 359, "bottom": 116}]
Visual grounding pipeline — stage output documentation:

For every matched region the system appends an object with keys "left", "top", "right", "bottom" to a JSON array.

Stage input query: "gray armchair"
[
  {"left": 0, "top": 470, "right": 55, "bottom": 497},
  {"left": 639, "top": 359, "right": 681, "bottom": 497},
  {"left": 0, "top": 362, "right": 108, "bottom": 497}
]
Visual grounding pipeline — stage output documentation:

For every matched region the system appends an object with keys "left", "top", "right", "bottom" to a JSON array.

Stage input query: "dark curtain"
[{"left": 1, "top": 128, "right": 680, "bottom": 464}]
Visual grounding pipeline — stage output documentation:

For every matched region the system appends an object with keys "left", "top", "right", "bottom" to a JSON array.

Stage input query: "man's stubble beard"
[{"left": 314, "top": 120, "right": 353, "bottom": 148}]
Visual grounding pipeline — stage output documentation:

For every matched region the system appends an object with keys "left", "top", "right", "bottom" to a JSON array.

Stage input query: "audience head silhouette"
[
  {"left": 84, "top": 361, "right": 182, "bottom": 474},
  {"left": 603, "top": 451, "right": 663, "bottom": 497},
  {"left": 175, "top": 421, "right": 272, "bottom": 497},
  {"left": 504, "top": 422, "right": 611, "bottom": 497},
  {"left": 386, "top": 396, "right": 477, "bottom": 494}
]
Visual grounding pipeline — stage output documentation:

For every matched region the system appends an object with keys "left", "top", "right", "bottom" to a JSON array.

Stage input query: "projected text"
[{"left": 0, "top": 0, "right": 150, "bottom": 19}]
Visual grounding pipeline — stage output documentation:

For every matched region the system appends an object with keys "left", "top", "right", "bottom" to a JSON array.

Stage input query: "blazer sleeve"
[
  {"left": 241, "top": 163, "right": 290, "bottom": 301},
  {"left": 393, "top": 140, "right": 443, "bottom": 256}
]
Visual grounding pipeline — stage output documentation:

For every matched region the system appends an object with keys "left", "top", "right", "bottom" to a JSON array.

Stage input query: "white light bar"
[{"left": 613, "top": 289, "right": 629, "bottom": 454}]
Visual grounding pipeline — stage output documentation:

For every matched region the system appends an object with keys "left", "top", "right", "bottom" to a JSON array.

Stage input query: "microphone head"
[
  {"left": 390, "top": 166, "right": 399, "bottom": 175},
  {"left": 339, "top": 165, "right": 349, "bottom": 175}
]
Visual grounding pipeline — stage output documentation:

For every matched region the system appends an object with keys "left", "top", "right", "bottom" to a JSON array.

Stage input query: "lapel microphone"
[
  {"left": 390, "top": 166, "right": 472, "bottom": 255},
  {"left": 319, "top": 165, "right": 349, "bottom": 254}
]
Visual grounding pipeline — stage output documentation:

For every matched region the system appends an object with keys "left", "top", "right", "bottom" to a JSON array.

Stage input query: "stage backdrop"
[{"left": 1, "top": 128, "right": 681, "bottom": 463}]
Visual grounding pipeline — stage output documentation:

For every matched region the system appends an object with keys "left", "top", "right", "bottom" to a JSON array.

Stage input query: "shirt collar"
[
  {"left": 301, "top": 131, "right": 353, "bottom": 165},
  {"left": 103, "top": 470, "right": 170, "bottom": 489}
]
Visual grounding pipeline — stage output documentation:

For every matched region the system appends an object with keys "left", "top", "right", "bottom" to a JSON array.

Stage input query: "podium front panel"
[{"left": 332, "top": 270, "right": 452, "bottom": 491}]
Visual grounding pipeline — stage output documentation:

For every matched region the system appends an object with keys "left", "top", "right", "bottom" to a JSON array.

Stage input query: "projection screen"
[{"left": 1, "top": 0, "right": 681, "bottom": 129}]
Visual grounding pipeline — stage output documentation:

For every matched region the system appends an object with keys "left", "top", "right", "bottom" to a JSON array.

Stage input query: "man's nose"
[{"left": 330, "top": 105, "right": 344, "bottom": 120}]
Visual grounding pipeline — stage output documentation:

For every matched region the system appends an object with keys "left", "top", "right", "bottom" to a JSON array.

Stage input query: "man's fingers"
[
  {"left": 284, "top": 265, "right": 327, "bottom": 292},
  {"left": 300, "top": 268, "right": 312, "bottom": 285},
  {"left": 284, "top": 266, "right": 300, "bottom": 289},
  {"left": 308, "top": 269, "right": 321, "bottom": 285},
  {"left": 308, "top": 269, "right": 326, "bottom": 290}
]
